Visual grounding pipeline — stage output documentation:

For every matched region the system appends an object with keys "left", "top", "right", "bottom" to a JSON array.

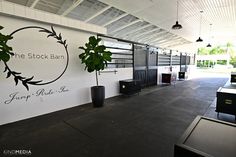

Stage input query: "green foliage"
[
  {"left": 209, "top": 46, "right": 225, "bottom": 55},
  {"left": 198, "top": 48, "right": 209, "bottom": 55},
  {"left": 198, "top": 46, "right": 226, "bottom": 55},
  {"left": 217, "top": 60, "right": 227, "bottom": 65},
  {"left": 0, "top": 26, "right": 13, "bottom": 62},
  {"left": 230, "top": 57, "right": 236, "bottom": 67},
  {"left": 78, "top": 36, "right": 112, "bottom": 86}
]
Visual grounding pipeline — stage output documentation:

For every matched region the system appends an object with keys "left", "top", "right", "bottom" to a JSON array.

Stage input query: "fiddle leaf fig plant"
[
  {"left": 0, "top": 26, "right": 14, "bottom": 63},
  {"left": 79, "top": 36, "right": 112, "bottom": 86}
]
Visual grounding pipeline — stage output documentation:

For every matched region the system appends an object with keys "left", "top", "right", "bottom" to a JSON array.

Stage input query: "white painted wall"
[{"left": 0, "top": 14, "right": 132, "bottom": 125}]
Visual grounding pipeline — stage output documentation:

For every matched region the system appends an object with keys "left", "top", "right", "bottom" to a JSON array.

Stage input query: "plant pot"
[{"left": 91, "top": 86, "right": 105, "bottom": 107}]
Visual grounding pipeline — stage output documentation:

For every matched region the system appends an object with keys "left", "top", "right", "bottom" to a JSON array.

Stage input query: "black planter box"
[
  {"left": 231, "top": 72, "right": 236, "bottom": 83},
  {"left": 119, "top": 79, "right": 141, "bottom": 95},
  {"left": 178, "top": 72, "right": 186, "bottom": 80},
  {"left": 174, "top": 116, "right": 236, "bottom": 157},
  {"left": 216, "top": 87, "right": 236, "bottom": 118},
  {"left": 162, "top": 73, "right": 172, "bottom": 84}
]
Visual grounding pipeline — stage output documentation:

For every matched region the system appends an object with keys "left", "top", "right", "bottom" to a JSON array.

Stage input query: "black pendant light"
[
  {"left": 196, "top": 11, "right": 203, "bottom": 42},
  {"left": 206, "top": 43, "right": 212, "bottom": 47},
  {"left": 172, "top": 0, "right": 182, "bottom": 30},
  {"left": 206, "top": 24, "right": 212, "bottom": 47}
]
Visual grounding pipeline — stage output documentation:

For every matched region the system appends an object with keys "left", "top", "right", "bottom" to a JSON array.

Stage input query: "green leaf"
[
  {"left": 79, "top": 46, "right": 86, "bottom": 50},
  {"left": 14, "top": 76, "right": 19, "bottom": 85},
  {"left": 78, "top": 36, "right": 112, "bottom": 84},
  {"left": 6, "top": 71, "right": 11, "bottom": 78},
  {"left": 0, "top": 26, "right": 3, "bottom": 30},
  {"left": 89, "top": 36, "right": 97, "bottom": 47},
  {"left": 0, "top": 52, "right": 10, "bottom": 62},
  {"left": 22, "top": 81, "right": 29, "bottom": 91}
]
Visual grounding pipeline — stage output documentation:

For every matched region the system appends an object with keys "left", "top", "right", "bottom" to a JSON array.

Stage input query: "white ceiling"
[{"left": 4, "top": 0, "right": 236, "bottom": 52}]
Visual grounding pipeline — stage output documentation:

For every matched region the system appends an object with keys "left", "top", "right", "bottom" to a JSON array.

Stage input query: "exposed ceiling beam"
[
  {"left": 129, "top": 28, "right": 160, "bottom": 40},
  {"left": 30, "top": 0, "right": 40, "bottom": 8},
  {"left": 84, "top": 5, "right": 112, "bottom": 22},
  {"left": 158, "top": 38, "right": 183, "bottom": 46},
  {"left": 156, "top": 36, "right": 181, "bottom": 45},
  {"left": 158, "top": 40, "right": 187, "bottom": 48},
  {"left": 166, "top": 41, "right": 188, "bottom": 48},
  {"left": 61, "top": 0, "right": 84, "bottom": 16},
  {"left": 137, "top": 32, "right": 163, "bottom": 43},
  {"left": 149, "top": 33, "right": 174, "bottom": 44},
  {"left": 138, "top": 31, "right": 168, "bottom": 43},
  {"left": 26, "top": 0, "right": 32, "bottom": 7},
  {"left": 115, "top": 24, "right": 152, "bottom": 38},
  {"left": 109, "top": 19, "right": 142, "bottom": 34},
  {"left": 159, "top": 39, "right": 184, "bottom": 47},
  {"left": 102, "top": 13, "right": 128, "bottom": 27}
]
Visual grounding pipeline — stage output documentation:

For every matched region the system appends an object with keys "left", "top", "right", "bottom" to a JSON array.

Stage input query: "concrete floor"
[{"left": 0, "top": 76, "right": 234, "bottom": 157}]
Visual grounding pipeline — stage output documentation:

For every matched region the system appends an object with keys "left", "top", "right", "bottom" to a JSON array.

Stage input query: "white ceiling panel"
[
  {"left": 106, "top": 14, "right": 138, "bottom": 32},
  {"left": 5, "top": 0, "right": 236, "bottom": 51},
  {"left": 6, "top": 0, "right": 34, "bottom": 7},
  {"left": 34, "top": 0, "right": 65, "bottom": 14},
  {"left": 89, "top": 7, "right": 125, "bottom": 25},
  {"left": 67, "top": 0, "right": 108, "bottom": 21}
]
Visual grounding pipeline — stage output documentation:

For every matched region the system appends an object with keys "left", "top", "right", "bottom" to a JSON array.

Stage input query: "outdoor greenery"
[
  {"left": 78, "top": 36, "right": 112, "bottom": 86},
  {"left": 0, "top": 26, "right": 13, "bottom": 63},
  {"left": 197, "top": 42, "right": 236, "bottom": 68}
]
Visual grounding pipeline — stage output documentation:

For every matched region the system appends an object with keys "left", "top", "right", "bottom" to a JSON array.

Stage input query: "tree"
[{"left": 78, "top": 36, "right": 112, "bottom": 86}]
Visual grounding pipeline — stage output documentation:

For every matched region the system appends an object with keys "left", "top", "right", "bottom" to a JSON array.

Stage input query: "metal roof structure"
[{"left": 4, "top": 0, "right": 236, "bottom": 52}]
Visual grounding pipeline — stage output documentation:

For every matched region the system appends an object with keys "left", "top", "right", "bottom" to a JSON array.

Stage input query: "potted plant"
[
  {"left": 79, "top": 36, "right": 112, "bottom": 107},
  {"left": 0, "top": 26, "right": 13, "bottom": 64}
]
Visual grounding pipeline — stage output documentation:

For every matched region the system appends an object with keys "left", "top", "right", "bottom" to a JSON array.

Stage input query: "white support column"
[
  {"left": 84, "top": 6, "right": 111, "bottom": 22},
  {"left": 61, "top": 0, "right": 84, "bottom": 16},
  {"left": 30, "top": 0, "right": 40, "bottom": 8},
  {"left": 102, "top": 13, "right": 128, "bottom": 27},
  {"left": 109, "top": 19, "right": 142, "bottom": 34}
]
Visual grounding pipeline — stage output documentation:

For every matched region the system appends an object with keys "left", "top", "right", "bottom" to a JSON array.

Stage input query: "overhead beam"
[
  {"left": 137, "top": 32, "right": 163, "bottom": 42},
  {"left": 166, "top": 41, "right": 188, "bottom": 48},
  {"left": 102, "top": 13, "right": 128, "bottom": 27},
  {"left": 84, "top": 5, "right": 112, "bottom": 22},
  {"left": 129, "top": 27, "right": 160, "bottom": 40},
  {"left": 116, "top": 24, "right": 152, "bottom": 38},
  {"left": 150, "top": 33, "right": 174, "bottom": 44},
  {"left": 169, "top": 41, "right": 190, "bottom": 47},
  {"left": 61, "top": 0, "right": 84, "bottom": 16},
  {"left": 109, "top": 19, "right": 142, "bottom": 34},
  {"left": 159, "top": 39, "right": 187, "bottom": 47},
  {"left": 30, "top": 0, "right": 40, "bottom": 8},
  {"left": 158, "top": 38, "right": 183, "bottom": 46},
  {"left": 26, "top": 0, "right": 32, "bottom": 7},
  {"left": 138, "top": 31, "right": 168, "bottom": 43},
  {"left": 156, "top": 36, "right": 181, "bottom": 45}
]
